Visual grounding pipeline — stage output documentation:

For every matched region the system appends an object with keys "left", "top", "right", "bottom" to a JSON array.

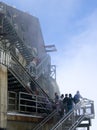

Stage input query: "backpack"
[{"left": 74, "top": 94, "right": 80, "bottom": 104}]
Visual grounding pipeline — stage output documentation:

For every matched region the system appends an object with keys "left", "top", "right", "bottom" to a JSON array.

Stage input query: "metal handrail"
[
  {"left": 68, "top": 115, "right": 85, "bottom": 130},
  {"left": 26, "top": 54, "right": 51, "bottom": 78},
  {"left": 50, "top": 101, "right": 82, "bottom": 130},
  {"left": 1, "top": 4, "right": 33, "bottom": 63},
  {"left": 18, "top": 91, "right": 52, "bottom": 114},
  {"left": 0, "top": 3, "right": 52, "bottom": 99},
  {"left": 36, "top": 54, "right": 51, "bottom": 78},
  {"left": 50, "top": 98, "right": 94, "bottom": 130},
  {"left": 8, "top": 91, "right": 17, "bottom": 111},
  {"left": 0, "top": 47, "right": 55, "bottom": 117},
  {"left": 33, "top": 110, "right": 57, "bottom": 130},
  {"left": 0, "top": 47, "right": 53, "bottom": 102},
  {"left": 8, "top": 91, "right": 53, "bottom": 115},
  {"left": 3, "top": 5, "right": 50, "bottom": 77}
]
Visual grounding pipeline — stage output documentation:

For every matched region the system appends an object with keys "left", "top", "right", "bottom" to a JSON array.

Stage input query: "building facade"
[{"left": 0, "top": 2, "right": 95, "bottom": 130}]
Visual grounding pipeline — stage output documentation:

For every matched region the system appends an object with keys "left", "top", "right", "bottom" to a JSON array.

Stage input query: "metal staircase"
[
  {"left": 0, "top": 5, "right": 56, "bottom": 122},
  {"left": 0, "top": 47, "right": 55, "bottom": 116},
  {"left": 32, "top": 98, "right": 94, "bottom": 130},
  {"left": 0, "top": 1, "right": 52, "bottom": 97},
  {"left": 0, "top": 2, "right": 33, "bottom": 62},
  {"left": 0, "top": 47, "right": 33, "bottom": 93},
  {"left": 8, "top": 70, "right": 28, "bottom": 92},
  {"left": 36, "top": 54, "right": 51, "bottom": 78},
  {"left": 0, "top": 1, "right": 52, "bottom": 80},
  {"left": 50, "top": 98, "right": 94, "bottom": 130},
  {"left": 0, "top": 47, "right": 52, "bottom": 100},
  {"left": 26, "top": 54, "right": 51, "bottom": 78},
  {"left": 0, "top": 3, "right": 95, "bottom": 130},
  {"left": 32, "top": 110, "right": 58, "bottom": 130}
]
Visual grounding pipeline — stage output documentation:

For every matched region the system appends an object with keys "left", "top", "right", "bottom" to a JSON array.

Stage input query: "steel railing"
[
  {"left": 26, "top": 54, "right": 51, "bottom": 78},
  {"left": 18, "top": 92, "right": 53, "bottom": 114},
  {"left": 36, "top": 54, "right": 51, "bottom": 78},
  {"left": 0, "top": 2, "right": 33, "bottom": 62},
  {"left": 32, "top": 110, "right": 57, "bottom": 130},
  {"left": 0, "top": 2, "right": 51, "bottom": 79},
  {"left": 50, "top": 98, "right": 94, "bottom": 130},
  {"left": 0, "top": 47, "right": 54, "bottom": 105},
  {"left": 8, "top": 91, "right": 17, "bottom": 111},
  {"left": 8, "top": 91, "right": 53, "bottom": 115}
]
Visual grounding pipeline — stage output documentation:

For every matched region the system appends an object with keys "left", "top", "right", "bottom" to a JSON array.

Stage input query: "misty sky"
[{"left": 1, "top": 0, "right": 97, "bottom": 129}]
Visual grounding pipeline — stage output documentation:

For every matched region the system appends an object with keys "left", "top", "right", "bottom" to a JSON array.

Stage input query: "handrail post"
[
  {"left": 36, "top": 95, "right": 38, "bottom": 114},
  {"left": 18, "top": 92, "right": 21, "bottom": 112},
  {"left": 91, "top": 102, "right": 94, "bottom": 116}
]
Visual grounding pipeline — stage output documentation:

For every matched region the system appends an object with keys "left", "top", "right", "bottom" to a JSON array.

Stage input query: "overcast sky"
[{"left": 1, "top": 0, "right": 97, "bottom": 129}]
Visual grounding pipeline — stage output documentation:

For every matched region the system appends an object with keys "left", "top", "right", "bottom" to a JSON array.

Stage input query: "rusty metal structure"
[{"left": 0, "top": 2, "right": 95, "bottom": 130}]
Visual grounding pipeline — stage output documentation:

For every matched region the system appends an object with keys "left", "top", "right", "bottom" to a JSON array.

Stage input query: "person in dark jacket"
[
  {"left": 59, "top": 94, "right": 64, "bottom": 117},
  {"left": 74, "top": 91, "right": 83, "bottom": 104},
  {"left": 63, "top": 94, "right": 68, "bottom": 113},
  {"left": 67, "top": 94, "right": 74, "bottom": 112}
]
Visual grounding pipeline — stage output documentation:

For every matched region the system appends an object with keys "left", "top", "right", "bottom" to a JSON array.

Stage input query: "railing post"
[
  {"left": 91, "top": 102, "right": 94, "bottom": 115},
  {"left": 71, "top": 111, "right": 75, "bottom": 125},
  {"left": 87, "top": 126, "right": 90, "bottom": 130},
  {"left": 18, "top": 92, "right": 20, "bottom": 112},
  {"left": 36, "top": 95, "right": 38, "bottom": 114}
]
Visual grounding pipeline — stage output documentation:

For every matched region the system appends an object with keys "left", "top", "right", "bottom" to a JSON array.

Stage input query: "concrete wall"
[
  {"left": 7, "top": 115, "right": 54, "bottom": 130},
  {"left": 0, "top": 65, "right": 7, "bottom": 129}
]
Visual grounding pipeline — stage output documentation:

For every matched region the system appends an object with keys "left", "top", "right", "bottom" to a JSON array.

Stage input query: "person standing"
[
  {"left": 63, "top": 94, "right": 68, "bottom": 113},
  {"left": 54, "top": 92, "right": 59, "bottom": 111},
  {"left": 73, "top": 91, "right": 83, "bottom": 115},
  {"left": 74, "top": 91, "right": 83, "bottom": 104},
  {"left": 67, "top": 94, "right": 74, "bottom": 112},
  {"left": 59, "top": 94, "right": 64, "bottom": 117}
]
